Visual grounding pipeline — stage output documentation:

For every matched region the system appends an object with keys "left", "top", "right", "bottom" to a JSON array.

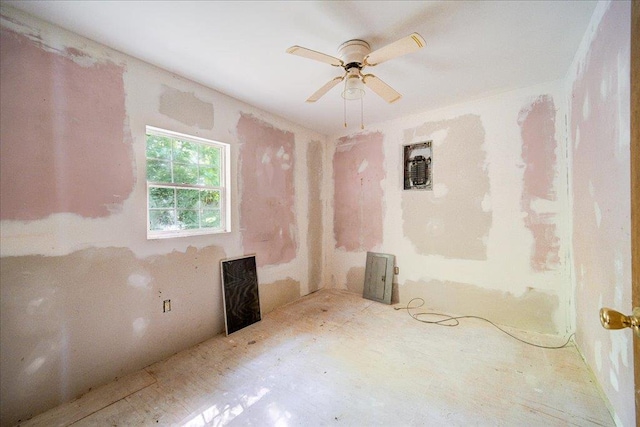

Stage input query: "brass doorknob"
[{"left": 599, "top": 307, "right": 640, "bottom": 337}]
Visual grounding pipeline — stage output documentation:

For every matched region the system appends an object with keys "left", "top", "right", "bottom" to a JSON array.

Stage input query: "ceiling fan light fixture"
[
  {"left": 342, "top": 75, "right": 365, "bottom": 100},
  {"left": 287, "top": 33, "right": 425, "bottom": 128}
]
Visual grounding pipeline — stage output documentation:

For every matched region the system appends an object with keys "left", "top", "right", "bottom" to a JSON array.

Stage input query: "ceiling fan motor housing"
[{"left": 338, "top": 39, "right": 371, "bottom": 70}]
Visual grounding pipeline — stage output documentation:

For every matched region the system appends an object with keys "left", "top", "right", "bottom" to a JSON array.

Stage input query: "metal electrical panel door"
[{"left": 363, "top": 252, "right": 395, "bottom": 304}]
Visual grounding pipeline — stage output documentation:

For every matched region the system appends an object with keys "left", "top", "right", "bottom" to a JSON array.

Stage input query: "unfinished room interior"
[{"left": 0, "top": 0, "right": 638, "bottom": 426}]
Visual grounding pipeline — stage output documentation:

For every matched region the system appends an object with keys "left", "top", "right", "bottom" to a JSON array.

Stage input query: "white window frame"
[{"left": 146, "top": 126, "right": 231, "bottom": 239}]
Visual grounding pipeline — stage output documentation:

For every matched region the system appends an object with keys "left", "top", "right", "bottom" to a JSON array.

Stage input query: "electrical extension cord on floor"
[{"left": 394, "top": 298, "right": 575, "bottom": 349}]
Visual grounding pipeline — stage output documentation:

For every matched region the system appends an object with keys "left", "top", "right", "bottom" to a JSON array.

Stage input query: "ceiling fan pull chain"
[
  {"left": 360, "top": 95, "right": 364, "bottom": 130},
  {"left": 344, "top": 80, "right": 348, "bottom": 128}
]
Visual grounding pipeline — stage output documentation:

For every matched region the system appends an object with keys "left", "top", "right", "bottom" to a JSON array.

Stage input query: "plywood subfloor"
[{"left": 21, "top": 289, "right": 613, "bottom": 426}]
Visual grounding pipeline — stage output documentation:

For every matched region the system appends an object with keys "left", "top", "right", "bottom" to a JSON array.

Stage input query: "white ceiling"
[{"left": 6, "top": 1, "right": 597, "bottom": 136}]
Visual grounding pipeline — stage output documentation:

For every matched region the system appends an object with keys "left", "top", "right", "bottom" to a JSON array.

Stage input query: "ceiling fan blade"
[
  {"left": 363, "top": 33, "right": 426, "bottom": 67},
  {"left": 362, "top": 74, "right": 402, "bottom": 104},
  {"left": 286, "top": 45, "right": 343, "bottom": 67},
  {"left": 306, "top": 75, "right": 345, "bottom": 103}
]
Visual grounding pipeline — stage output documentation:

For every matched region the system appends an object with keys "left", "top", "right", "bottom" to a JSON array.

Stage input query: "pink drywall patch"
[
  {"left": 0, "top": 28, "right": 133, "bottom": 220},
  {"left": 237, "top": 114, "right": 296, "bottom": 267},
  {"left": 518, "top": 95, "right": 560, "bottom": 271},
  {"left": 333, "top": 132, "right": 384, "bottom": 252},
  {"left": 568, "top": 2, "right": 632, "bottom": 425},
  {"left": 571, "top": 1, "right": 631, "bottom": 309}
]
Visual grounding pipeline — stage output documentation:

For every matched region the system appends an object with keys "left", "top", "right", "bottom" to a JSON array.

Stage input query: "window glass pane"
[
  {"left": 177, "top": 210, "right": 199, "bottom": 229},
  {"left": 149, "top": 210, "right": 175, "bottom": 231},
  {"left": 201, "top": 190, "right": 220, "bottom": 208},
  {"left": 149, "top": 187, "right": 174, "bottom": 208},
  {"left": 146, "top": 127, "right": 228, "bottom": 237},
  {"left": 200, "top": 145, "right": 220, "bottom": 167},
  {"left": 173, "top": 140, "right": 198, "bottom": 164},
  {"left": 173, "top": 164, "right": 198, "bottom": 185},
  {"left": 200, "top": 167, "right": 220, "bottom": 186},
  {"left": 147, "top": 160, "right": 172, "bottom": 182},
  {"left": 176, "top": 189, "right": 200, "bottom": 209},
  {"left": 201, "top": 209, "right": 221, "bottom": 229},
  {"left": 146, "top": 135, "right": 172, "bottom": 160}
]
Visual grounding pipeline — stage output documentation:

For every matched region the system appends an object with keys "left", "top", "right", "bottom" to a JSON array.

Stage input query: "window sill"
[{"left": 147, "top": 228, "right": 231, "bottom": 240}]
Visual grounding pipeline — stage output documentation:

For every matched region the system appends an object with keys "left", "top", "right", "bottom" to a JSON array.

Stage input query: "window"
[{"left": 146, "top": 126, "right": 230, "bottom": 239}]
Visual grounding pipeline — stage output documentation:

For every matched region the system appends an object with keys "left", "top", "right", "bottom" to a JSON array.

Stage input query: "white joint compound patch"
[
  {"left": 481, "top": 193, "right": 491, "bottom": 212},
  {"left": 128, "top": 273, "right": 152, "bottom": 289},
  {"left": 432, "top": 183, "right": 449, "bottom": 198},
  {"left": 358, "top": 159, "right": 368, "bottom": 174},
  {"left": 429, "top": 129, "right": 448, "bottom": 146},
  {"left": 609, "top": 368, "right": 619, "bottom": 392},
  {"left": 594, "top": 340, "right": 602, "bottom": 371},
  {"left": 582, "top": 91, "right": 590, "bottom": 120}
]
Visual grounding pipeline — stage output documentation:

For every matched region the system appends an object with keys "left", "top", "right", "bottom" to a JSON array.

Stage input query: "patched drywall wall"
[
  {"left": 0, "top": 8, "right": 325, "bottom": 426},
  {"left": 237, "top": 113, "right": 297, "bottom": 267},
  {"left": 159, "top": 85, "right": 214, "bottom": 129},
  {"left": 3, "top": 2, "right": 631, "bottom": 425},
  {"left": 568, "top": 1, "right": 633, "bottom": 425},
  {"left": 0, "top": 245, "right": 226, "bottom": 425},
  {"left": 333, "top": 132, "right": 384, "bottom": 252},
  {"left": 307, "top": 140, "right": 323, "bottom": 292},
  {"left": 402, "top": 280, "right": 559, "bottom": 333},
  {"left": 519, "top": 95, "right": 561, "bottom": 271},
  {"left": 259, "top": 278, "right": 301, "bottom": 315},
  {"left": 328, "top": 80, "right": 570, "bottom": 335},
  {"left": 0, "top": 26, "right": 134, "bottom": 221},
  {"left": 346, "top": 266, "right": 366, "bottom": 295},
  {"left": 402, "top": 115, "right": 490, "bottom": 260}
]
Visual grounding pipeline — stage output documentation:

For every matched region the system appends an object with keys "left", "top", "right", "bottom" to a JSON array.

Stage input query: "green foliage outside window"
[{"left": 146, "top": 131, "right": 224, "bottom": 235}]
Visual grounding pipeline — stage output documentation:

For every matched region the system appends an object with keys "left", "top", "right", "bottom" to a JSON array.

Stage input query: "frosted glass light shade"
[{"left": 342, "top": 76, "right": 365, "bottom": 100}]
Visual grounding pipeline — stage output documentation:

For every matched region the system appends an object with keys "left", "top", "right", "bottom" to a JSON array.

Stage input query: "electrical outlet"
[{"left": 163, "top": 299, "right": 171, "bottom": 313}]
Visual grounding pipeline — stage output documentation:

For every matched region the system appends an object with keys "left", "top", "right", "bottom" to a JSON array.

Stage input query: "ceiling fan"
[{"left": 286, "top": 33, "right": 426, "bottom": 104}]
